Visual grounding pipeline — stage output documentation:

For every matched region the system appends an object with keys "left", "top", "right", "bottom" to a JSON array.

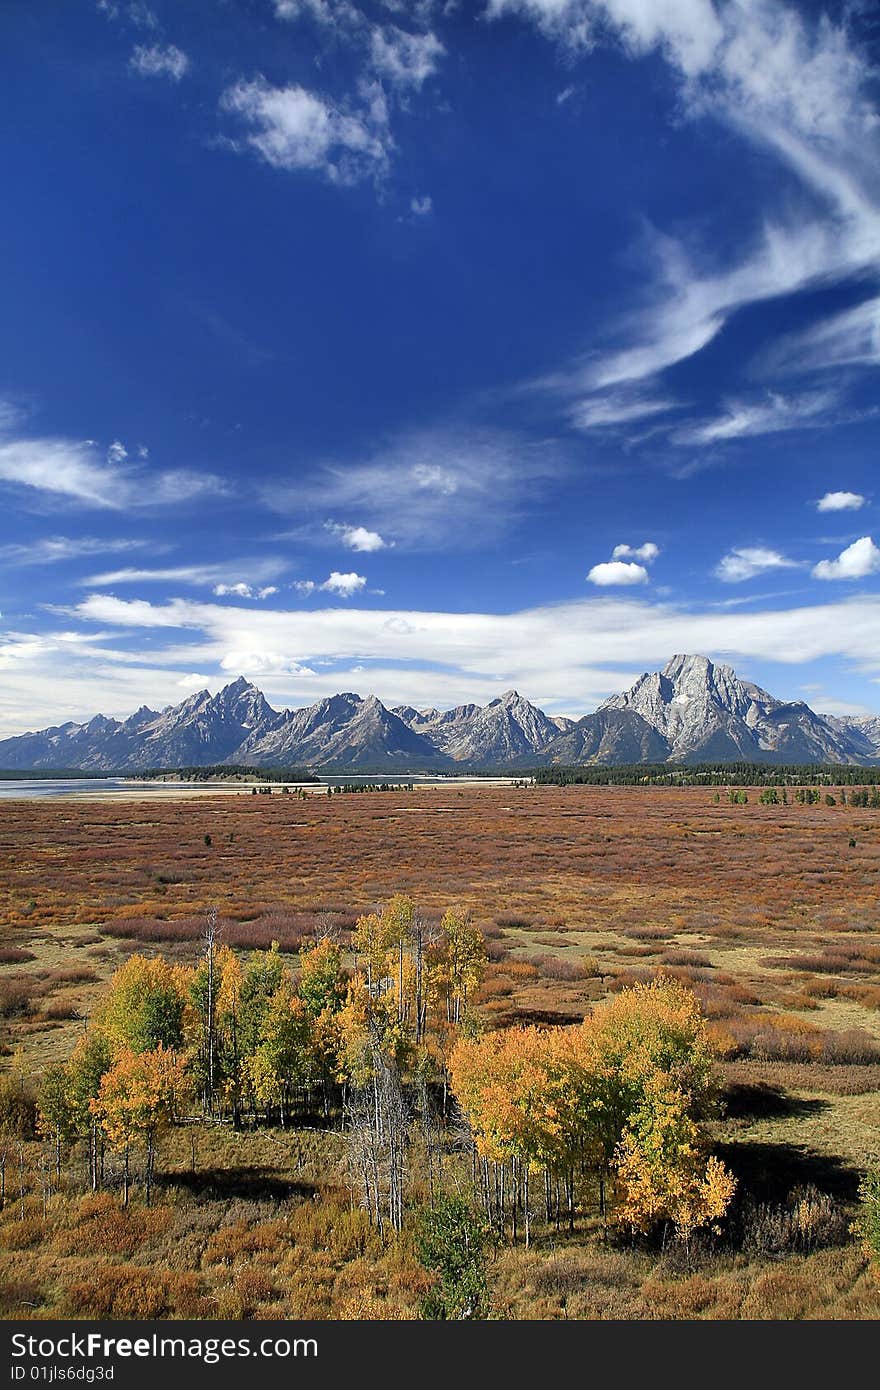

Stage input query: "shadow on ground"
[
  {"left": 155, "top": 1168, "right": 315, "bottom": 1201},
  {"left": 722, "top": 1080, "right": 830, "bottom": 1121},
  {"left": 718, "top": 1140, "right": 861, "bottom": 1202}
]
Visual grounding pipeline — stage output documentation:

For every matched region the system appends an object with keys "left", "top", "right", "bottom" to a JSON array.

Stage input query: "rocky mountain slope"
[
  {"left": 0, "top": 657, "right": 876, "bottom": 770},
  {"left": 596, "top": 654, "right": 862, "bottom": 764}
]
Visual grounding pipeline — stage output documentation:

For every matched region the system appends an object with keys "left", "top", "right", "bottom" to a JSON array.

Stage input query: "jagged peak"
[
  {"left": 662, "top": 653, "right": 728, "bottom": 681},
  {"left": 218, "top": 675, "right": 258, "bottom": 695}
]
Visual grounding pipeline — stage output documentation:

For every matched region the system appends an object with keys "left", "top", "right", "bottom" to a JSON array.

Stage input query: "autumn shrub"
[
  {"left": 721, "top": 1015, "right": 880, "bottom": 1065},
  {"left": 42, "top": 1002, "right": 80, "bottom": 1021},
  {"left": 47, "top": 967, "right": 100, "bottom": 985},
  {"left": 54, "top": 1194, "right": 172, "bottom": 1257},
  {"left": 622, "top": 926, "right": 675, "bottom": 941},
  {"left": 0, "top": 1217, "right": 46, "bottom": 1251},
  {"left": 740, "top": 1186, "right": 849, "bottom": 1257},
  {"left": 0, "top": 1275, "right": 45, "bottom": 1315},
  {"left": 0, "top": 977, "right": 35, "bottom": 1018},
  {"left": 0, "top": 949, "right": 36, "bottom": 965},
  {"left": 485, "top": 941, "right": 511, "bottom": 963},
  {"left": 661, "top": 950, "right": 712, "bottom": 968},
  {"left": 102, "top": 911, "right": 313, "bottom": 953},
  {"left": 525, "top": 954, "right": 586, "bottom": 981},
  {"left": 494, "top": 913, "right": 532, "bottom": 929},
  {"left": 821, "top": 1030, "right": 880, "bottom": 1064},
  {"left": 529, "top": 1250, "right": 634, "bottom": 1295},
  {"left": 65, "top": 1265, "right": 174, "bottom": 1319},
  {"left": 203, "top": 1219, "right": 289, "bottom": 1266},
  {"left": 234, "top": 1267, "right": 279, "bottom": 1309}
]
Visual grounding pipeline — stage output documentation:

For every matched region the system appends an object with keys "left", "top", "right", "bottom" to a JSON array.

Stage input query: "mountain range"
[{"left": 2, "top": 656, "right": 879, "bottom": 771}]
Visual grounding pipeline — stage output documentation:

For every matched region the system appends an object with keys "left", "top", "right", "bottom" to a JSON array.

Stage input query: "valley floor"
[{"left": 2, "top": 785, "right": 880, "bottom": 1318}]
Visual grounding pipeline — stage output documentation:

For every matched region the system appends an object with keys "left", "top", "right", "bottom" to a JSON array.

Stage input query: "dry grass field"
[{"left": 2, "top": 783, "right": 880, "bottom": 1319}]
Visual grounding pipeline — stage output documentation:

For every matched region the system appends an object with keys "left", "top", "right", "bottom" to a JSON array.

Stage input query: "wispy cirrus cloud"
[
  {"left": 716, "top": 546, "right": 801, "bottom": 583},
  {"left": 0, "top": 536, "right": 150, "bottom": 566},
  {"left": 507, "top": 1, "right": 880, "bottom": 438},
  {"left": 80, "top": 559, "right": 285, "bottom": 589},
  {"left": 567, "top": 390, "right": 682, "bottom": 431},
  {"left": 0, "top": 420, "right": 229, "bottom": 512},
  {"left": 671, "top": 390, "right": 836, "bottom": 446},
  {"left": 763, "top": 295, "right": 880, "bottom": 376},
  {"left": 263, "top": 426, "right": 567, "bottom": 549}
]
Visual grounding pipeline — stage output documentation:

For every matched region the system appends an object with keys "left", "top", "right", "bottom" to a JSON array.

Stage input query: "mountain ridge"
[{"left": 1, "top": 655, "right": 878, "bottom": 771}]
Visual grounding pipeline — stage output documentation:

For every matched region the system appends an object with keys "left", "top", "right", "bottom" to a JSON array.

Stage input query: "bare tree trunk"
[
  {"left": 203, "top": 908, "right": 220, "bottom": 1117},
  {"left": 145, "top": 1129, "right": 154, "bottom": 1206}
]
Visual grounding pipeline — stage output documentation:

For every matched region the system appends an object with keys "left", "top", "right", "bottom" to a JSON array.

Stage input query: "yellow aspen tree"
[{"left": 91, "top": 1045, "right": 189, "bottom": 1206}]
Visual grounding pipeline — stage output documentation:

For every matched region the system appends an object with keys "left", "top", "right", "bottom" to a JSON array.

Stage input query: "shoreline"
[{"left": 0, "top": 775, "right": 530, "bottom": 802}]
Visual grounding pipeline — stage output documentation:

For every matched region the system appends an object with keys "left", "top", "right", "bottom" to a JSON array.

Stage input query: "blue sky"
[{"left": 2, "top": 0, "right": 880, "bottom": 733}]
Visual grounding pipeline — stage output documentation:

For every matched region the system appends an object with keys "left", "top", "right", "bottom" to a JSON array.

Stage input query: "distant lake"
[
  {"left": 0, "top": 778, "right": 133, "bottom": 799},
  {"left": 0, "top": 773, "right": 522, "bottom": 799}
]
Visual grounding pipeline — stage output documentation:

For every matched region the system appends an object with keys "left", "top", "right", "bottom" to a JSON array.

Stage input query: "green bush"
[
  {"left": 415, "top": 1196, "right": 491, "bottom": 1320},
  {"left": 853, "top": 1164, "right": 880, "bottom": 1270}
]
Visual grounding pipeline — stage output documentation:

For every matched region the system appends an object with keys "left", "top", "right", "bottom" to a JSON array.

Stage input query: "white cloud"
[
  {"left": 569, "top": 392, "right": 680, "bottom": 430},
  {"left": 370, "top": 26, "right": 445, "bottom": 89},
  {"left": 511, "top": 2, "right": 880, "bottom": 428},
  {"left": 293, "top": 580, "right": 316, "bottom": 595},
  {"left": 33, "top": 588, "right": 880, "bottom": 735},
  {"left": 263, "top": 426, "right": 567, "bottom": 549},
  {"left": 612, "top": 541, "right": 659, "bottom": 563},
  {"left": 273, "top": 0, "right": 362, "bottom": 26},
  {"left": 0, "top": 537, "right": 149, "bottom": 566},
  {"left": 219, "top": 651, "right": 316, "bottom": 676},
  {"left": 587, "top": 560, "right": 649, "bottom": 586},
  {"left": 672, "top": 391, "right": 835, "bottom": 446},
  {"left": 0, "top": 428, "right": 227, "bottom": 512},
  {"left": 214, "top": 583, "right": 279, "bottom": 600},
  {"left": 81, "top": 559, "right": 283, "bottom": 590},
  {"left": 85, "top": 567, "right": 213, "bottom": 587},
  {"left": 410, "top": 195, "right": 433, "bottom": 216},
  {"left": 812, "top": 536, "right": 880, "bottom": 582},
  {"left": 320, "top": 571, "right": 367, "bottom": 597},
  {"left": 762, "top": 296, "right": 880, "bottom": 375},
  {"left": 129, "top": 44, "right": 190, "bottom": 81},
  {"left": 817, "top": 491, "right": 865, "bottom": 513},
  {"left": 716, "top": 546, "right": 801, "bottom": 583},
  {"left": 488, "top": 0, "right": 723, "bottom": 73},
  {"left": 325, "top": 521, "right": 390, "bottom": 551},
  {"left": 220, "top": 78, "right": 390, "bottom": 184}
]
